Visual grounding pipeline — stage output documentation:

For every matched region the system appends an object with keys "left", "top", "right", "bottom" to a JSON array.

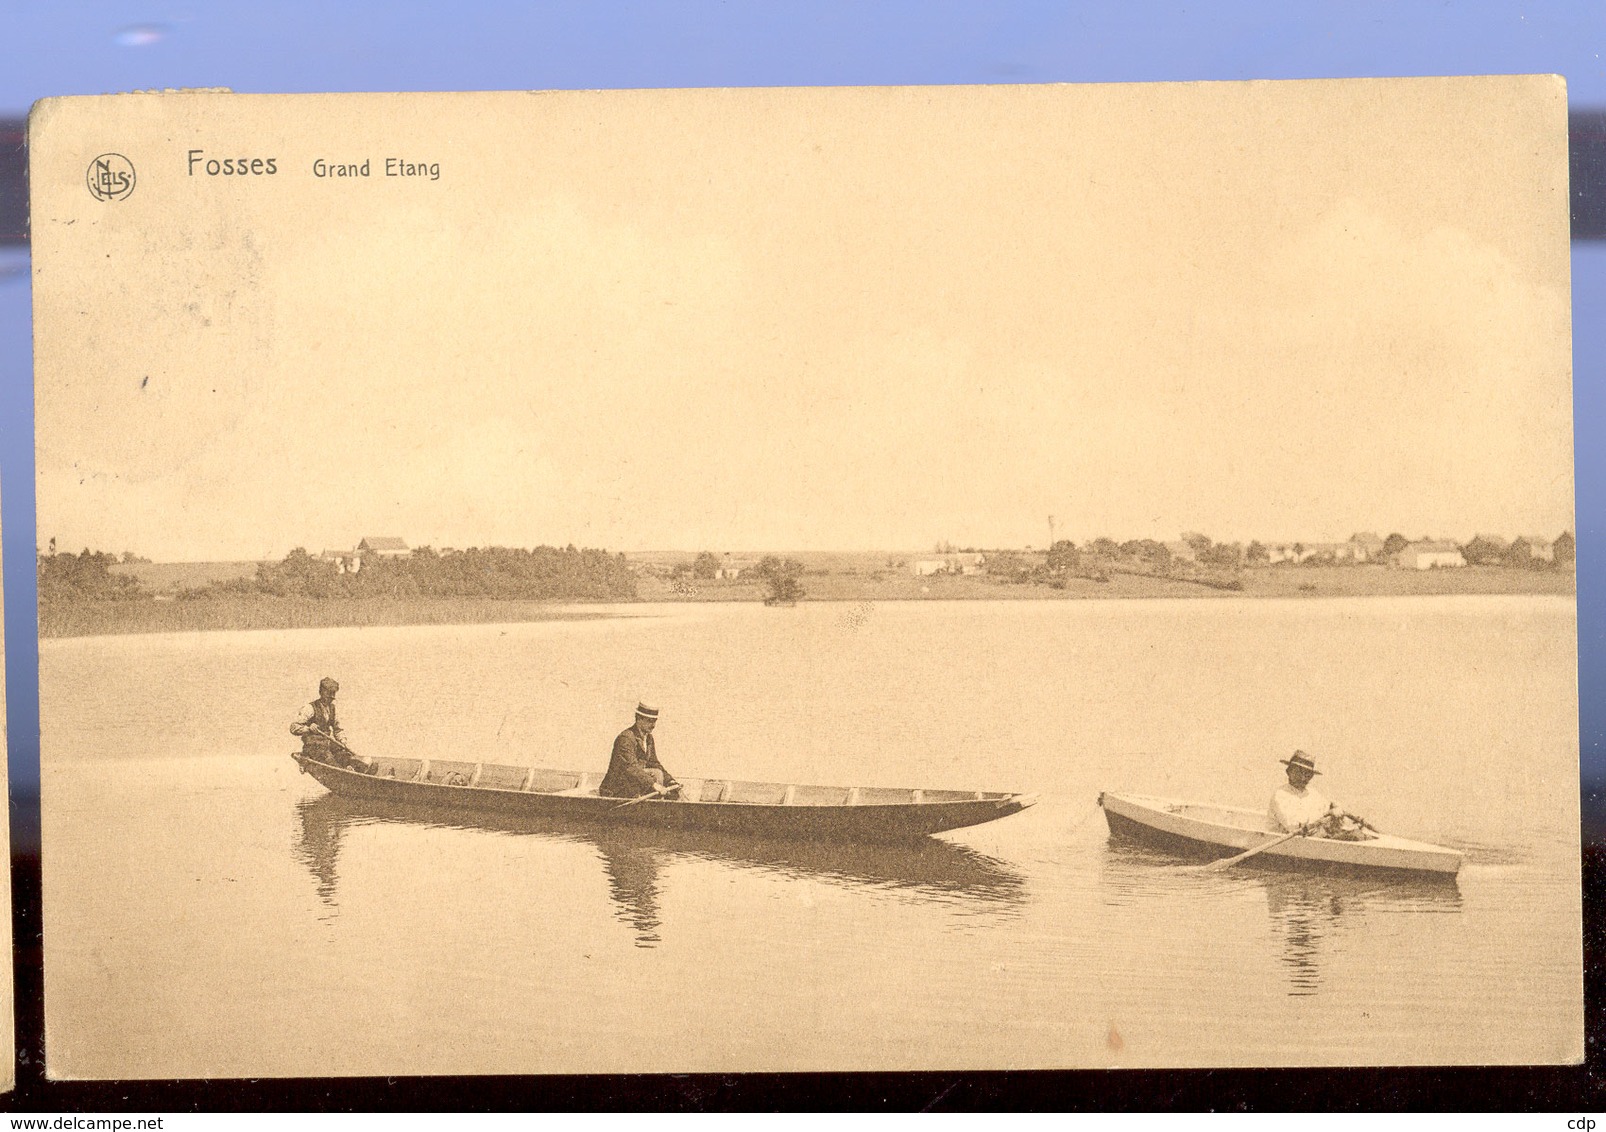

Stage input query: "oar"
[
  {"left": 1198, "top": 826, "right": 1306, "bottom": 872},
  {"left": 615, "top": 783, "right": 683, "bottom": 809},
  {"left": 307, "top": 727, "right": 363, "bottom": 766}
]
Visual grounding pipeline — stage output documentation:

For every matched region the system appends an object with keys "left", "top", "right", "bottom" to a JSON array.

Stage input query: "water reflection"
[
  {"left": 295, "top": 793, "right": 1026, "bottom": 945},
  {"left": 296, "top": 793, "right": 344, "bottom": 910},
  {"left": 600, "top": 840, "right": 662, "bottom": 947},
  {"left": 1099, "top": 839, "right": 1461, "bottom": 996},
  {"left": 1259, "top": 869, "right": 1461, "bottom": 996}
]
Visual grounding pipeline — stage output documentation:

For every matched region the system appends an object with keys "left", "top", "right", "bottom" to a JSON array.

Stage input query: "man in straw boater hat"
[
  {"left": 291, "top": 676, "right": 365, "bottom": 770},
  {"left": 1269, "top": 751, "right": 1372, "bottom": 840},
  {"left": 599, "top": 701, "right": 682, "bottom": 800}
]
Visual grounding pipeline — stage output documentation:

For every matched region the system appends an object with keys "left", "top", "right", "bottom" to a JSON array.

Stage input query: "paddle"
[
  {"left": 615, "top": 782, "right": 683, "bottom": 809},
  {"left": 1341, "top": 814, "right": 1382, "bottom": 840},
  {"left": 1198, "top": 826, "right": 1306, "bottom": 872},
  {"left": 307, "top": 726, "right": 364, "bottom": 767}
]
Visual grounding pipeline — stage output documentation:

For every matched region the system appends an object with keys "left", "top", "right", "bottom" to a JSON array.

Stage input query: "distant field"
[
  {"left": 1235, "top": 563, "right": 1574, "bottom": 598},
  {"left": 109, "top": 560, "right": 261, "bottom": 593}
]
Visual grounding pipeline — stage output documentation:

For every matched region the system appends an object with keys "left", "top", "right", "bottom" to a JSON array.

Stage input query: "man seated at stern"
[
  {"left": 599, "top": 701, "right": 681, "bottom": 799},
  {"left": 1269, "top": 751, "right": 1373, "bottom": 840}
]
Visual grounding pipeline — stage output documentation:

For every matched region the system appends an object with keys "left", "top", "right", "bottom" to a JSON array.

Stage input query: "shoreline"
[
  {"left": 37, "top": 597, "right": 609, "bottom": 639},
  {"left": 639, "top": 563, "right": 1574, "bottom": 604},
  {"left": 39, "top": 565, "right": 1574, "bottom": 639}
]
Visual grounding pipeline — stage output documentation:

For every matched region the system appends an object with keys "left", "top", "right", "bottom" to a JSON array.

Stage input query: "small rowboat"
[
  {"left": 1098, "top": 791, "right": 1462, "bottom": 876},
  {"left": 295, "top": 753, "right": 1036, "bottom": 842}
]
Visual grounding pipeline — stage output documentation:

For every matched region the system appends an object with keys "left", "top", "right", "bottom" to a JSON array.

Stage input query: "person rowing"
[
  {"left": 599, "top": 701, "right": 682, "bottom": 800},
  {"left": 291, "top": 677, "right": 365, "bottom": 771},
  {"left": 1269, "top": 751, "right": 1374, "bottom": 841}
]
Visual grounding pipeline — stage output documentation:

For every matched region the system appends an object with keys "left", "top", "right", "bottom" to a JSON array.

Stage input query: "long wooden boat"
[
  {"left": 1098, "top": 791, "right": 1462, "bottom": 876},
  {"left": 295, "top": 753, "right": 1036, "bottom": 842},
  {"left": 297, "top": 791, "right": 1028, "bottom": 903}
]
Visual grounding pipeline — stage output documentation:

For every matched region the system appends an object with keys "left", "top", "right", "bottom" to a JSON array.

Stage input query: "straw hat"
[{"left": 1279, "top": 750, "right": 1320, "bottom": 775}]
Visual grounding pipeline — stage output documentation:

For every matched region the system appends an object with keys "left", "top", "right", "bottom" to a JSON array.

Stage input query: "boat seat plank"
[{"left": 698, "top": 780, "right": 728, "bottom": 803}]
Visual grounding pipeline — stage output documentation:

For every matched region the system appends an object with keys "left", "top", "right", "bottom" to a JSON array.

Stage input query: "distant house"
[
  {"left": 1348, "top": 533, "right": 1385, "bottom": 562},
  {"left": 912, "top": 559, "right": 947, "bottom": 576},
  {"left": 1306, "top": 542, "right": 1357, "bottom": 564},
  {"left": 1512, "top": 536, "right": 1555, "bottom": 563},
  {"left": 1393, "top": 540, "right": 1466, "bottom": 569},
  {"left": 1264, "top": 543, "right": 1317, "bottom": 564},
  {"left": 320, "top": 549, "right": 360, "bottom": 574},
  {"left": 716, "top": 555, "right": 760, "bottom": 580},
  {"left": 358, "top": 536, "right": 410, "bottom": 559}
]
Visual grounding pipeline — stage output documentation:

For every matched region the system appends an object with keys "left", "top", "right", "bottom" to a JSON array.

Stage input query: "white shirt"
[
  {"left": 291, "top": 699, "right": 340, "bottom": 737},
  {"left": 1269, "top": 782, "right": 1333, "bottom": 832}
]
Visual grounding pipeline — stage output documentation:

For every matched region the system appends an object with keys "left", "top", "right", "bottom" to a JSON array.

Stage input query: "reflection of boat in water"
[
  {"left": 296, "top": 753, "right": 1035, "bottom": 841},
  {"left": 1099, "top": 838, "right": 1461, "bottom": 995},
  {"left": 1259, "top": 866, "right": 1463, "bottom": 995},
  {"left": 294, "top": 792, "right": 1026, "bottom": 943},
  {"left": 1099, "top": 792, "right": 1462, "bottom": 876}
]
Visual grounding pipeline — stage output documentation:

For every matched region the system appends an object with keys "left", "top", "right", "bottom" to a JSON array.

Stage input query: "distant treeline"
[
  {"left": 37, "top": 549, "right": 147, "bottom": 603},
  {"left": 685, "top": 551, "right": 806, "bottom": 601},
  {"left": 951, "top": 532, "right": 1576, "bottom": 572},
  {"left": 982, "top": 530, "right": 1576, "bottom": 590},
  {"left": 38, "top": 545, "right": 638, "bottom": 603}
]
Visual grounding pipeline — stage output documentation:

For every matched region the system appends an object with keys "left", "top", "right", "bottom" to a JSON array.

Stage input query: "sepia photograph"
[{"left": 27, "top": 77, "right": 1579, "bottom": 1076}]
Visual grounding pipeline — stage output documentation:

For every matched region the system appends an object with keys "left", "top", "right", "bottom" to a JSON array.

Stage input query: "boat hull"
[
  {"left": 1099, "top": 791, "right": 1462, "bottom": 876},
  {"left": 297, "top": 755, "right": 1034, "bottom": 842}
]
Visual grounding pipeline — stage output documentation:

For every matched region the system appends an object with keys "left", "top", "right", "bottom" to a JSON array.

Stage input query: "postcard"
[{"left": 28, "top": 78, "right": 1578, "bottom": 1076}]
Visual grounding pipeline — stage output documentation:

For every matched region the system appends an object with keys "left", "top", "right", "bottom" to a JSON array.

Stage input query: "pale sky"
[{"left": 31, "top": 78, "right": 1574, "bottom": 560}]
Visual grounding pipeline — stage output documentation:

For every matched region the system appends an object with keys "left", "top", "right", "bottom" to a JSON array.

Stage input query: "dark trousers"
[{"left": 302, "top": 736, "right": 357, "bottom": 769}]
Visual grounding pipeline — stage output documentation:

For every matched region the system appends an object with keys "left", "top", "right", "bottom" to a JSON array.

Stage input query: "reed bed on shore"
[{"left": 39, "top": 596, "right": 606, "bottom": 638}]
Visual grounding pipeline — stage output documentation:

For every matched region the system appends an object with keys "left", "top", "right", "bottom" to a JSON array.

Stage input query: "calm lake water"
[{"left": 40, "top": 597, "right": 1581, "bottom": 1075}]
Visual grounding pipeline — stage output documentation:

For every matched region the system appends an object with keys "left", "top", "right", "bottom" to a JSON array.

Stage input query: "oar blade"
[{"left": 1198, "top": 827, "right": 1303, "bottom": 872}]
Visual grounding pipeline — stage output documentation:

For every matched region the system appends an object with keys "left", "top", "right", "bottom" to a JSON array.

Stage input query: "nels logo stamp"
[{"left": 86, "top": 153, "right": 136, "bottom": 202}]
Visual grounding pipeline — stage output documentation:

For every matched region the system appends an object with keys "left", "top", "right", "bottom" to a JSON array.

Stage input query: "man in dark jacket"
[
  {"left": 599, "top": 701, "right": 680, "bottom": 799},
  {"left": 291, "top": 677, "right": 359, "bottom": 768}
]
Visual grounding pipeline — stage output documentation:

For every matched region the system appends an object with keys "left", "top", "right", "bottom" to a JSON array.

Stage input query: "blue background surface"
[{"left": 1, "top": 1, "right": 1601, "bottom": 796}]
